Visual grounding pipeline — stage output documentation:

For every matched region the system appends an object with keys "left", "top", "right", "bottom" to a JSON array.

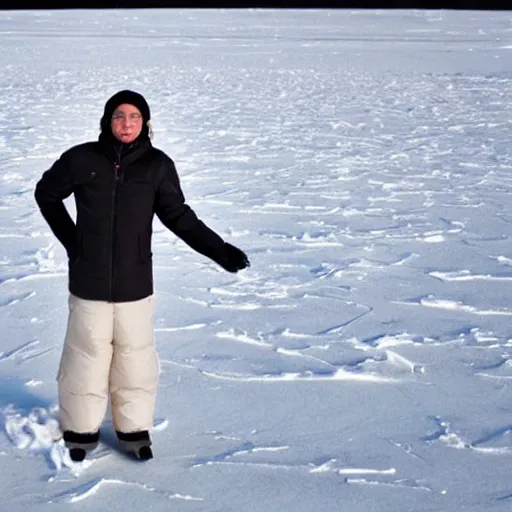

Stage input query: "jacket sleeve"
[
  {"left": 154, "top": 156, "right": 229, "bottom": 265},
  {"left": 34, "top": 150, "right": 77, "bottom": 257}
]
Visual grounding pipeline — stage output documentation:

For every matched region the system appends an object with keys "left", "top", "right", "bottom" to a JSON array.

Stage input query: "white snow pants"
[{"left": 58, "top": 294, "right": 160, "bottom": 434}]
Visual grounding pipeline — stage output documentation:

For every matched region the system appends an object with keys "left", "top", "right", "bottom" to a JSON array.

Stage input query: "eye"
[{"left": 112, "top": 112, "right": 142, "bottom": 122}]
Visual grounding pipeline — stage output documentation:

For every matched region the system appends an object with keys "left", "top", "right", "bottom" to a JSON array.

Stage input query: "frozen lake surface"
[{"left": 0, "top": 8, "right": 511, "bottom": 511}]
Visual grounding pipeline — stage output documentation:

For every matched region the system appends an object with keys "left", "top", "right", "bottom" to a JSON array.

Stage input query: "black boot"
[
  {"left": 116, "top": 430, "right": 153, "bottom": 461},
  {"left": 64, "top": 430, "right": 100, "bottom": 462},
  {"left": 69, "top": 448, "right": 86, "bottom": 462},
  {"left": 136, "top": 445, "right": 153, "bottom": 461}
]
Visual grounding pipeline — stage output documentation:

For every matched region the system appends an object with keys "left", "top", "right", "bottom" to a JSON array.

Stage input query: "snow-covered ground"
[{"left": 1, "top": 7, "right": 512, "bottom": 511}]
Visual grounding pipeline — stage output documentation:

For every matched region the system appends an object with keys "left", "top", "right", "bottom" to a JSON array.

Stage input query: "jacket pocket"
[
  {"left": 138, "top": 233, "right": 152, "bottom": 264},
  {"left": 79, "top": 232, "right": 106, "bottom": 265},
  {"left": 74, "top": 168, "right": 97, "bottom": 186}
]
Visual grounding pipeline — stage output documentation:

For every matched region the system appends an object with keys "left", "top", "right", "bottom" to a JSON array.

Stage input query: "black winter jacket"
[{"left": 34, "top": 138, "right": 229, "bottom": 302}]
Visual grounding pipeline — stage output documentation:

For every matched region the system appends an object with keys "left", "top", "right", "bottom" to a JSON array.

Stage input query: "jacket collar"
[{"left": 99, "top": 133, "right": 152, "bottom": 167}]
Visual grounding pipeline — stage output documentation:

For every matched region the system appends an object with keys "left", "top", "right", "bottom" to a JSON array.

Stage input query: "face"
[{"left": 111, "top": 103, "right": 143, "bottom": 144}]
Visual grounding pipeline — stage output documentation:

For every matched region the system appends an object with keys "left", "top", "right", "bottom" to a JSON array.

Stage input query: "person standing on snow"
[{"left": 34, "top": 90, "right": 250, "bottom": 462}]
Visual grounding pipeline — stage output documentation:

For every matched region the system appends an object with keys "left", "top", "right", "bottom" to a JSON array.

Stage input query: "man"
[{"left": 34, "top": 90, "right": 250, "bottom": 462}]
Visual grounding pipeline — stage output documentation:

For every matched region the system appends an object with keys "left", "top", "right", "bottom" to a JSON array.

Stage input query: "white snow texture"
[{"left": 0, "top": 7, "right": 512, "bottom": 512}]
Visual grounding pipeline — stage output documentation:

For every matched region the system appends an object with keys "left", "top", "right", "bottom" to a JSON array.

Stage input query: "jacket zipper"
[
  {"left": 109, "top": 163, "right": 120, "bottom": 302},
  {"left": 109, "top": 144, "right": 123, "bottom": 302}
]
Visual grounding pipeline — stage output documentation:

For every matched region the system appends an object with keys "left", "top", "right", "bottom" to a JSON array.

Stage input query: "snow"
[{"left": 1, "top": 6, "right": 512, "bottom": 511}]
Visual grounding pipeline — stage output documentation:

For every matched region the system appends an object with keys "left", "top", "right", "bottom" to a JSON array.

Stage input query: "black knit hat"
[{"left": 100, "top": 90, "right": 151, "bottom": 140}]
